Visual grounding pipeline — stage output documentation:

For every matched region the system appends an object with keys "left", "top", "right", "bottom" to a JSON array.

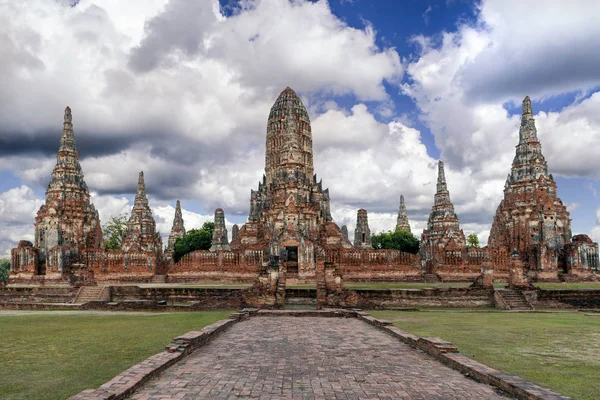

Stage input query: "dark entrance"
[
  {"left": 37, "top": 262, "right": 46, "bottom": 276},
  {"left": 285, "top": 246, "right": 299, "bottom": 274}
]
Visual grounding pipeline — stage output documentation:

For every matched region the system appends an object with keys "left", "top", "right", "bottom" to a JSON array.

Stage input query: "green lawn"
[
  {"left": 0, "top": 310, "right": 232, "bottom": 400},
  {"left": 344, "top": 282, "right": 507, "bottom": 289},
  {"left": 371, "top": 310, "right": 600, "bottom": 400},
  {"left": 535, "top": 282, "right": 600, "bottom": 290}
]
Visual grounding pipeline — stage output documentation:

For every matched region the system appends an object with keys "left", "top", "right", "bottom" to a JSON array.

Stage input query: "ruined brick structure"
[
  {"left": 395, "top": 195, "right": 411, "bottom": 232},
  {"left": 231, "top": 224, "right": 240, "bottom": 241},
  {"left": 420, "top": 161, "right": 469, "bottom": 279},
  {"left": 165, "top": 200, "right": 186, "bottom": 260},
  {"left": 354, "top": 209, "right": 372, "bottom": 249},
  {"left": 209, "top": 208, "right": 230, "bottom": 251},
  {"left": 10, "top": 107, "right": 103, "bottom": 283},
  {"left": 488, "top": 97, "right": 599, "bottom": 280},
  {"left": 231, "top": 87, "right": 352, "bottom": 279}
]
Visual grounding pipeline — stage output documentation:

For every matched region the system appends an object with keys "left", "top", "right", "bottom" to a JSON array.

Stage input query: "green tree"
[
  {"left": 467, "top": 233, "right": 480, "bottom": 248},
  {"left": 0, "top": 259, "right": 10, "bottom": 283},
  {"left": 103, "top": 215, "right": 128, "bottom": 250},
  {"left": 173, "top": 222, "right": 215, "bottom": 263},
  {"left": 371, "top": 228, "right": 420, "bottom": 254}
]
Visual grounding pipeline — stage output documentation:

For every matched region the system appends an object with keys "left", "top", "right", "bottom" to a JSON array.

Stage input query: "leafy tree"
[
  {"left": 173, "top": 222, "right": 215, "bottom": 263},
  {"left": 103, "top": 215, "right": 128, "bottom": 250},
  {"left": 371, "top": 228, "right": 420, "bottom": 254},
  {"left": 467, "top": 233, "right": 480, "bottom": 248},
  {"left": 0, "top": 259, "right": 10, "bottom": 283}
]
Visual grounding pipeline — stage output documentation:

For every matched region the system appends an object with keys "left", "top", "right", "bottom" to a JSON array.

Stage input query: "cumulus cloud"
[
  {"left": 0, "top": 186, "right": 44, "bottom": 257},
  {"left": 402, "top": 0, "right": 600, "bottom": 241}
]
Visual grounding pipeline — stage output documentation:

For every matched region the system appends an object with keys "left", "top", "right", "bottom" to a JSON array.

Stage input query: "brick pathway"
[{"left": 130, "top": 317, "right": 508, "bottom": 399}]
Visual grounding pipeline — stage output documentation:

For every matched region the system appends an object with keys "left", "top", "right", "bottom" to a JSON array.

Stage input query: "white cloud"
[
  {"left": 0, "top": 186, "right": 44, "bottom": 257},
  {"left": 403, "top": 0, "right": 600, "bottom": 241}
]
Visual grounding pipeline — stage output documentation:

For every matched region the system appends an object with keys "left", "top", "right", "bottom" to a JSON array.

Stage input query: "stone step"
[
  {"left": 74, "top": 286, "right": 105, "bottom": 303},
  {"left": 497, "top": 290, "right": 534, "bottom": 311},
  {"left": 151, "top": 275, "right": 166, "bottom": 283}
]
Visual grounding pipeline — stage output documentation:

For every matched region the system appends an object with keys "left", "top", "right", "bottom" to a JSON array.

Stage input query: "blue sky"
[{"left": 1, "top": 0, "right": 600, "bottom": 256}]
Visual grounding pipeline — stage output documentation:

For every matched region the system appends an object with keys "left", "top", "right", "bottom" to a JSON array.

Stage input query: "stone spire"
[
  {"left": 233, "top": 86, "right": 352, "bottom": 278},
  {"left": 354, "top": 209, "right": 372, "bottom": 249},
  {"left": 427, "top": 161, "right": 461, "bottom": 232},
  {"left": 231, "top": 224, "right": 240, "bottom": 241},
  {"left": 265, "top": 87, "right": 314, "bottom": 186},
  {"left": 488, "top": 96, "right": 573, "bottom": 274},
  {"left": 420, "top": 160, "right": 466, "bottom": 271},
  {"left": 341, "top": 225, "right": 349, "bottom": 240},
  {"left": 395, "top": 194, "right": 411, "bottom": 232},
  {"left": 165, "top": 200, "right": 186, "bottom": 260},
  {"left": 34, "top": 106, "right": 103, "bottom": 259},
  {"left": 210, "top": 208, "right": 230, "bottom": 251},
  {"left": 434, "top": 161, "right": 451, "bottom": 207},
  {"left": 121, "top": 171, "right": 162, "bottom": 253},
  {"left": 59, "top": 106, "right": 76, "bottom": 153},
  {"left": 509, "top": 96, "right": 548, "bottom": 183}
]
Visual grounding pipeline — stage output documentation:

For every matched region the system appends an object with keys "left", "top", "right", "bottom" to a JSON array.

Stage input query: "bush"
[
  {"left": 173, "top": 222, "right": 215, "bottom": 263},
  {"left": 371, "top": 228, "right": 420, "bottom": 254},
  {"left": 0, "top": 259, "right": 10, "bottom": 283}
]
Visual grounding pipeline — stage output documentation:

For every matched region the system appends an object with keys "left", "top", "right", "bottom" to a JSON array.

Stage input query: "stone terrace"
[{"left": 129, "top": 317, "right": 507, "bottom": 399}]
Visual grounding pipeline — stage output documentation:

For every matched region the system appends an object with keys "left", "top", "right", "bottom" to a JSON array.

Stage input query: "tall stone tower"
[
  {"left": 165, "top": 200, "right": 186, "bottom": 260},
  {"left": 210, "top": 208, "right": 230, "bottom": 251},
  {"left": 231, "top": 224, "right": 240, "bottom": 241},
  {"left": 395, "top": 195, "right": 411, "bottom": 232},
  {"left": 488, "top": 96, "right": 572, "bottom": 275},
  {"left": 420, "top": 161, "right": 466, "bottom": 272},
  {"left": 354, "top": 209, "right": 372, "bottom": 249},
  {"left": 33, "top": 107, "right": 103, "bottom": 268},
  {"left": 232, "top": 87, "right": 351, "bottom": 278},
  {"left": 121, "top": 172, "right": 163, "bottom": 254}
]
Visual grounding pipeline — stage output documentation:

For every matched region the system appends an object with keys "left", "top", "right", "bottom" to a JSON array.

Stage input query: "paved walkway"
[{"left": 130, "top": 317, "right": 508, "bottom": 399}]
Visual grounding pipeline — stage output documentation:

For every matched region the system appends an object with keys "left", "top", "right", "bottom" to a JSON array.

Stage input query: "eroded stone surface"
[{"left": 130, "top": 317, "right": 507, "bottom": 399}]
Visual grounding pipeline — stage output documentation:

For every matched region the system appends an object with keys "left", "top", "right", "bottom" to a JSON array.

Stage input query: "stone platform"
[{"left": 128, "top": 316, "right": 506, "bottom": 399}]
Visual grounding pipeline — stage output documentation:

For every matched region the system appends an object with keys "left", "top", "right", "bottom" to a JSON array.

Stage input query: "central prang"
[{"left": 231, "top": 87, "right": 352, "bottom": 278}]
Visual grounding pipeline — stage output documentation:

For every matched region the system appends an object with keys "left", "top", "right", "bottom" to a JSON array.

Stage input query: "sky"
[{"left": 1, "top": 0, "right": 600, "bottom": 257}]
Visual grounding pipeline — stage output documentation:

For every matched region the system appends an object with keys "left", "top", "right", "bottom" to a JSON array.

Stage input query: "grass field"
[
  {"left": 535, "top": 282, "right": 600, "bottom": 290},
  {"left": 0, "top": 310, "right": 231, "bottom": 400},
  {"left": 371, "top": 310, "right": 600, "bottom": 400}
]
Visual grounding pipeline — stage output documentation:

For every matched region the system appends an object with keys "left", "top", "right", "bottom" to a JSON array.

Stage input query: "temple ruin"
[
  {"left": 488, "top": 96, "right": 599, "bottom": 280},
  {"left": 8, "top": 93, "right": 599, "bottom": 286}
]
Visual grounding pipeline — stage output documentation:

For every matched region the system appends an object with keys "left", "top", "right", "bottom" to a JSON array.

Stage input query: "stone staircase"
[
  {"left": 495, "top": 289, "right": 534, "bottom": 310},
  {"left": 423, "top": 274, "right": 441, "bottom": 283},
  {"left": 73, "top": 286, "right": 106, "bottom": 304},
  {"left": 151, "top": 275, "right": 166, "bottom": 284}
]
